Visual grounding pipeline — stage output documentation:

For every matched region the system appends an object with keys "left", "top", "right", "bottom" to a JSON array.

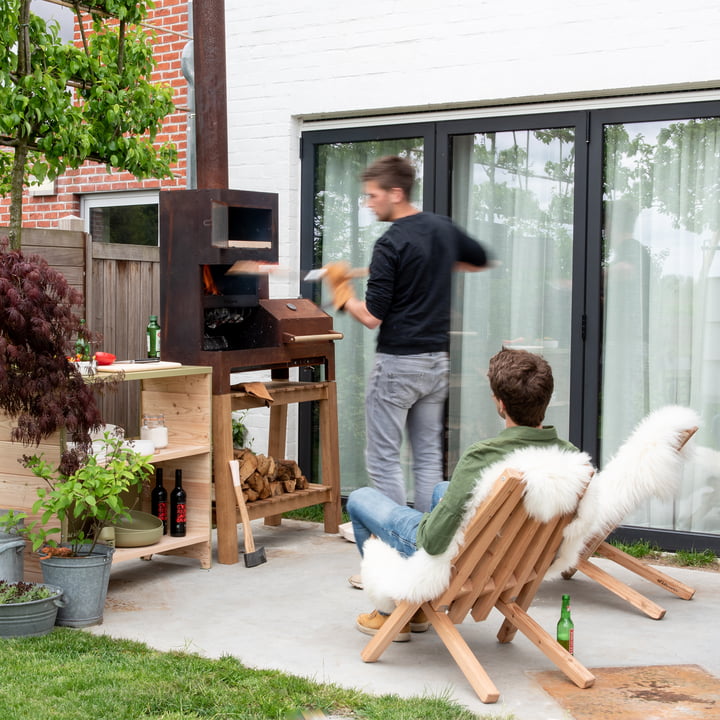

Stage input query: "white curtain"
[
  {"left": 602, "top": 119, "right": 720, "bottom": 533},
  {"left": 449, "top": 130, "right": 575, "bottom": 470}
]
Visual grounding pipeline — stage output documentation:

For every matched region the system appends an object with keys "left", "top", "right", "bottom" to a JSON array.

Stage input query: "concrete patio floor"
[{"left": 89, "top": 519, "right": 720, "bottom": 719}]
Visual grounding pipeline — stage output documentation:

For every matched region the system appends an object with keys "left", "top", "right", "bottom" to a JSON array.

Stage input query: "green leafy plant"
[
  {"left": 232, "top": 411, "right": 251, "bottom": 449},
  {"left": 0, "top": 0, "right": 177, "bottom": 247},
  {"left": 673, "top": 548, "right": 716, "bottom": 567},
  {"left": 609, "top": 539, "right": 661, "bottom": 559},
  {"left": 2, "top": 433, "right": 153, "bottom": 556},
  {"left": 0, "top": 579, "right": 55, "bottom": 604}
]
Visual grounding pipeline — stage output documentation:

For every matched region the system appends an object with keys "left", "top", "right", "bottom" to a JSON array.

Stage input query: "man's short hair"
[
  {"left": 361, "top": 156, "right": 415, "bottom": 200},
  {"left": 487, "top": 348, "right": 554, "bottom": 427}
]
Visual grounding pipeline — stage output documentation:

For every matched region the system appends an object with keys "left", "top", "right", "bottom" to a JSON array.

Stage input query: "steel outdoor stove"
[
  {"left": 159, "top": 189, "right": 341, "bottom": 395},
  {"left": 159, "top": 188, "right": 342, "bottom": 565}
]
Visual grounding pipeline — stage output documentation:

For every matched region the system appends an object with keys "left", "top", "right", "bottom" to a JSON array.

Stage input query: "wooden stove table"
[{"left": 213, "top": 379, "right": 341, "bottom": 565}]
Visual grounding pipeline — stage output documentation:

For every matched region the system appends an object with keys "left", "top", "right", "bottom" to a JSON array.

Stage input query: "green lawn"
[{"left": 2, "top": 629, "right": 501, "bottom": 720}]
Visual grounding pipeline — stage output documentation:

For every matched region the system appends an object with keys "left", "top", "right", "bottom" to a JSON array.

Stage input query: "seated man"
[{"left": 347, "top": 347, "right": 577, "bottom": 641}]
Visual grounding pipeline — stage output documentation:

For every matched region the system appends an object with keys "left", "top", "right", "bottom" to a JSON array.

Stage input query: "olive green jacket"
[{"left": 416, "top": 426, "right": 577, "bottom": 555}]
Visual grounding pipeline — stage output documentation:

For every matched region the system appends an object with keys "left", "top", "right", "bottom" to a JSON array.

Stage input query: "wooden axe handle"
[{"left": 229, "top": 460, "right": 256, "bottom": 553}]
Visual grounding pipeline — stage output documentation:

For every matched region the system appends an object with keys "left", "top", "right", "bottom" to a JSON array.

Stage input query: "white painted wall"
[
  {"left": 225, "top": 0, "right": 719, "bottom": 291},
  {"left": 223, "top": 0, "right": 720, "bottom": 459}
]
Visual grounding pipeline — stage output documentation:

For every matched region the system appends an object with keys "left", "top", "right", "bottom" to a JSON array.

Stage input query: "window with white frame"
[{"left": 81, "top": 191, "right": 159, "bottom": 246}]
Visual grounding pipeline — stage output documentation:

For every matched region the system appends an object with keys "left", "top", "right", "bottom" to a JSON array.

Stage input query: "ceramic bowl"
[
  {"left": 122, "top": 439, "right": 155, "bottom": 456},
  {"left": 111, "top": 510, "right": 163, "bottom": 547}
]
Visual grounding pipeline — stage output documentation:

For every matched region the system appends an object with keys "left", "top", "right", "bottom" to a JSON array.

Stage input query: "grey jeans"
[{"left": 364, "top": 351, "right": 449, "bottom": 512}]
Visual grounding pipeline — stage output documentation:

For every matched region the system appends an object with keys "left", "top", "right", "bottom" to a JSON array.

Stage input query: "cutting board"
[{"left": 97, "top": 361, "right": 183, "bottom": 373}]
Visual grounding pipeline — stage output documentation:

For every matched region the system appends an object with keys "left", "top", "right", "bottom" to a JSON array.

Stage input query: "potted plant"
[
  {"left": 0, "top": 579, "right": 65, "bottom": 638},
  {"left": 1, "top": 433, "right": 154, "bottom": 627}
]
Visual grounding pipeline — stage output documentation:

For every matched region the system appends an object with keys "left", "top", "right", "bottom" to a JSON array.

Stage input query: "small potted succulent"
[{"left": 0, "top": 579, "right": 65, "bottom": 638}]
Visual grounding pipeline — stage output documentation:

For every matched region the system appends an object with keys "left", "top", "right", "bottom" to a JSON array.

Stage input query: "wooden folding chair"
[
  {"left": 561, "top": 426, "right": 698, "bottom": 620},
  {"left": 360, "top": 468, "right": 595, "bottom": 704}
]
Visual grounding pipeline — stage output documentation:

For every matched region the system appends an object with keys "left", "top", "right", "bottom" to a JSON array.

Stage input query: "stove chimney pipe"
[{"left": 192, "top": 0, "right": 229, "bottom": 189}]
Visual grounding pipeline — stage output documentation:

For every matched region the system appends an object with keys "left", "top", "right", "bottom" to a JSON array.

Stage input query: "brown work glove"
[{"left": 323, "top": 261, "right": 356, "bottom": 311}]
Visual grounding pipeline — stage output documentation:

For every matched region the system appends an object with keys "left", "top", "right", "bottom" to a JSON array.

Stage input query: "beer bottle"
[
  {"left": 556, "top": 593, "right": 574, "bottom": 654},
  {"left": 146, "top": 314, "right": 161, "bottom": 358}
]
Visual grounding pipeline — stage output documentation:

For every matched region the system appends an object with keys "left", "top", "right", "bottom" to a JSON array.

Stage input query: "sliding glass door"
[
  {"left": 443, "top": 124, "right": 579, "bottom": 468},
  {"left": 302, "top": 131, "right": 431, "bottom": 497},
  {"left": 598, "top": 112, "right": 720, "bottom": 535},
  {"left": 302, "top": 103, "right": 720, "bottom": 547}
]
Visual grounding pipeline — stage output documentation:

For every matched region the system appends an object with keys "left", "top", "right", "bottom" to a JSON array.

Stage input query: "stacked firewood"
[{"left": 232, "top": 447, "right": 309, "bottom": 502}]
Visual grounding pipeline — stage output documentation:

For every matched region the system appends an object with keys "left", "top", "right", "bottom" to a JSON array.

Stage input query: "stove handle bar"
[{"left": 282, "top": 332, "right": 344, "bottom": 344}]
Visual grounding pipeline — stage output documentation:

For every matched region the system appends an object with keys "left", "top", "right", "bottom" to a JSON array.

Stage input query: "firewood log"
[{"left": 256, "top": 453, "right": 271, "bottom": 476}]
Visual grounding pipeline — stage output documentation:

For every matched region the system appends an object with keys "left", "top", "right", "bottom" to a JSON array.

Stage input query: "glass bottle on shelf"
[
  {"left": 151, "top": 468, "right": 168, "bottom": 534},
  {"left": 170, "top": 469, "right": 186, "bottom": 537},
  {"left": 146, "top": 315, "right": 161, "bottom": 358}
]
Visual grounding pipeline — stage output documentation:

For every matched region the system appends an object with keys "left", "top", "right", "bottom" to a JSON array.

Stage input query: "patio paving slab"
[{"left": 89, "top": 519, "right": 720, "bottom": 720}]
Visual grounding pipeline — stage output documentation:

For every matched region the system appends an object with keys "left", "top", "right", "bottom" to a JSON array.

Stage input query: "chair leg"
[
  {"left": 577, "top": 557, "right": 666, "bottom": 620},
  {"left": 360, "top": 601, "right": 418, "bottom": 663},
  {"left": 594, "top": 541, "right": 696, "bottom": 600},
  {"left": 428, "top": 605, "right": 500, "bottom": 703},
  {"left": 495, "top": 599, "right": 595, "bottom": 690}
]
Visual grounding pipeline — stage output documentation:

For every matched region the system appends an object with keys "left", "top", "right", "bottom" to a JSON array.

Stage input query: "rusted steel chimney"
[{"left": 192, "top": 0, "right": 228, "bottom": 189}]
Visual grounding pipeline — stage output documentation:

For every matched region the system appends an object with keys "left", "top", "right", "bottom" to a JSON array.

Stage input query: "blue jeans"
[
  {"left": 347, "top": 481, "right": 450, "bottom": 557},
  {"left": 364, "top": 352, "right": 449, "bottom": 512}
]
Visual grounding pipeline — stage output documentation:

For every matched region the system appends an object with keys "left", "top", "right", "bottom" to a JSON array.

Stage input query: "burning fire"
[{"left": 202, "top": 265, "right": 220, "bottom": 295}]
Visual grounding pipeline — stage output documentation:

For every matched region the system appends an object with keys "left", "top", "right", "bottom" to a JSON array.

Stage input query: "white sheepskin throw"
[
  {"left": 551, "top": 405, "right": 701, "bottom": 574},
  {"left": 361, "top": 446, "right": 593, "bottom": 614}
]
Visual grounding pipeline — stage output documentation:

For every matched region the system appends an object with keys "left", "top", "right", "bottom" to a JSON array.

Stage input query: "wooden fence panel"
[{"left": 90, "top": 243, "right": 160, "bottom": 435}]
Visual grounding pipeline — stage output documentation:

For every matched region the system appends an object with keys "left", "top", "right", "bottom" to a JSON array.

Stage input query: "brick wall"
[{"left": 0, "top": 0, "right": 190, "bottom": 228}]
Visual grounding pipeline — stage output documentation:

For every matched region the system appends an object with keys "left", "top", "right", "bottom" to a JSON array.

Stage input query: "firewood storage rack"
[{"left": 213, "top": 369, "right": 341, "bottom": 565}]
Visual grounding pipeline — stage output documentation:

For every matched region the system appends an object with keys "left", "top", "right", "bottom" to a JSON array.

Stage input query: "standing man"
[{"left": 324, "top": 156, "right": 489, "bottom": 517}]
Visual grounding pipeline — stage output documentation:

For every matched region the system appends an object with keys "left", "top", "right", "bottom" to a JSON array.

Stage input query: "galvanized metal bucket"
[
  {"left": 0, "top": 531, "right": 26, "bottom": 583},
  {"left": 39, "top": 544, "right": 114, "bottom": 628},
  {"left": 0, "top": 583, "right": 65, "bottom": 638}
]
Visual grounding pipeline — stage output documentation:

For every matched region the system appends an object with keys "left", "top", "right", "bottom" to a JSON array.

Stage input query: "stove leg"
[
  {"left": 213, "top": 393, "right": 240, "bottom": 564},
  {"left": 264, "top": 402, "right": 289, "bottom": 527}
]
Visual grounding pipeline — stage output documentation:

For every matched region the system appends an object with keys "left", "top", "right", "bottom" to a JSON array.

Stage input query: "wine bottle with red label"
[
  {"left": 151, "top": 467, "right": 168, "bottom": 534},
  {"left": 170, "top": 468, "right": 187, "bottom": 537}
]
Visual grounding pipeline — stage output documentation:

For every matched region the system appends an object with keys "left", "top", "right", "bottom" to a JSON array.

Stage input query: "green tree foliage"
[{"left": 0, "top": 0, "right": 177, "bottom": 247}]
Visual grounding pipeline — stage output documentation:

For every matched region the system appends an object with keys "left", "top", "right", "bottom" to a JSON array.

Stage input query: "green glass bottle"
[
  {"left": 146, "top": 314, "right": 161, "bottom": 358},
  {"left": 556, "top": 593, "right": 574, "bottom": 654},
  {"left": 74, "top": 318, "right": 91, "bottom": 361}
]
